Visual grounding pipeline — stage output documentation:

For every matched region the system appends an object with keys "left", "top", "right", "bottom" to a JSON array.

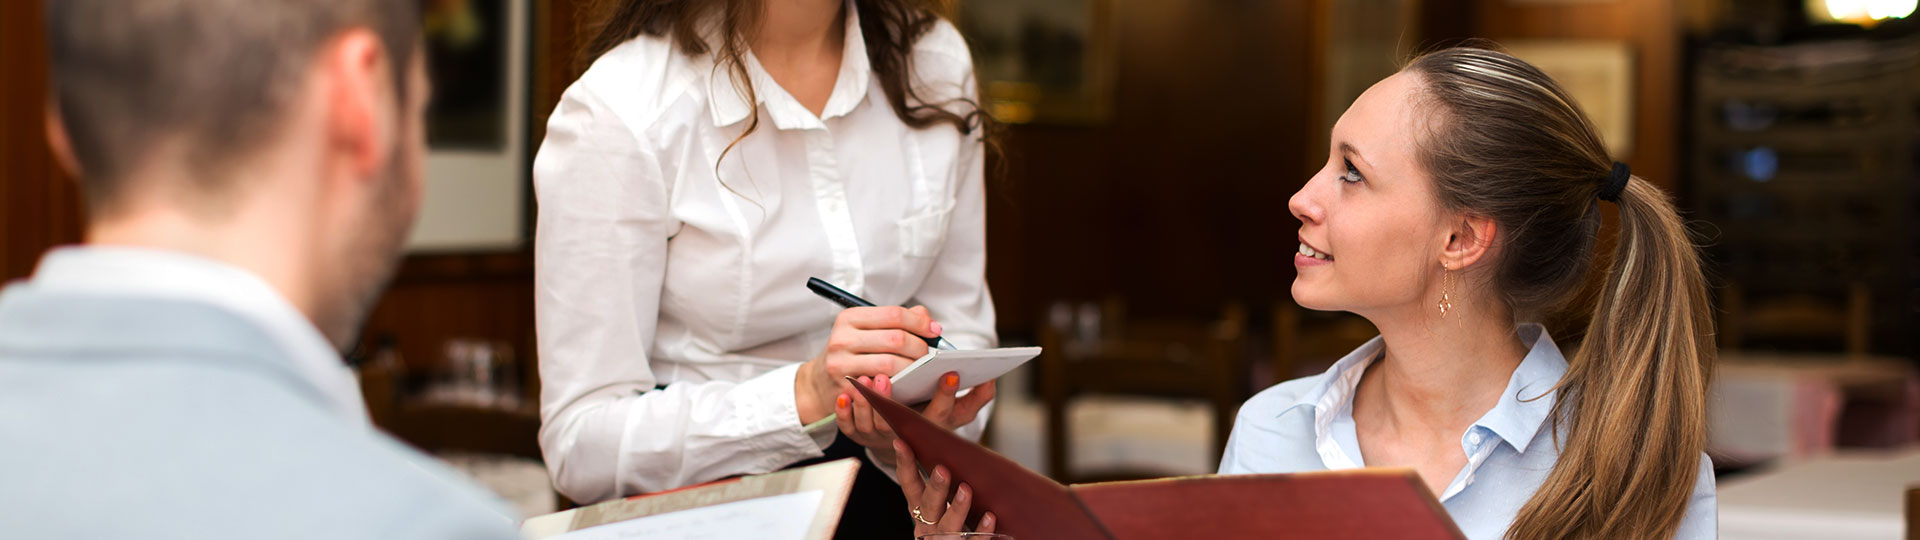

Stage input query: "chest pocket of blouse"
[{"left": 896, "top": 202, "right": 953, "bottom": 259}]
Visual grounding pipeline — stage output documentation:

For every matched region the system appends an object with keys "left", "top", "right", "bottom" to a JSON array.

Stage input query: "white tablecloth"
[
  {"left": 1718, "top": 449, "right": 1920, "bottom": 540},
  {"left": 1709, "top": 354, "right": 1916, "bottom": 461}
]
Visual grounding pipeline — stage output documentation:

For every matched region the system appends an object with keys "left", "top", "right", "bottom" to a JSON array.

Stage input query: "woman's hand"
[
  {"left": 893, "top": 439, "right": 998, "bottom": 537},
  {"left": 835, "top": 370, "right": 996, "bottom": 465},
  {"left": 794, "top": 306, "right": 941, "bottom": 424}
]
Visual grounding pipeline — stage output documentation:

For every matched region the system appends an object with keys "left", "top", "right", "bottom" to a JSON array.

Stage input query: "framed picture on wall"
[
  {"left": 953, "top": 0, "right": 1117, "bottom": 125},
  {"left": 410, "top": 0, "right": 530, "bottom": 252}
]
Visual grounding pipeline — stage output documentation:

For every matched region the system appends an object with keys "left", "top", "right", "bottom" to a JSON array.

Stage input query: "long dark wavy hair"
[{"left": 577, "top": 0, "right": 996, "bottom": 168}]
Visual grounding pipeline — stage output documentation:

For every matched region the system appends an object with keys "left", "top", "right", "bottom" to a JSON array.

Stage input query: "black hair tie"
[{"left": 1598, "top": 161, "right": 1630, "bottom": 203}]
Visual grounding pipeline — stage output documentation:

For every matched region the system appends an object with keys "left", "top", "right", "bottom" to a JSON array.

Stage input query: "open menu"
[
  {"left": 850, "top": 379, "right": 1467, "bottom": 540},
  {"left": 519, "top": 458, "right": 859, "bottom": 540}
]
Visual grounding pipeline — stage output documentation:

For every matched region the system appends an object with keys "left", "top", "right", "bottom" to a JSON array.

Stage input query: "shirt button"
[{"left": 1467, "top": 432, "right": 1483, "bottom": 445}]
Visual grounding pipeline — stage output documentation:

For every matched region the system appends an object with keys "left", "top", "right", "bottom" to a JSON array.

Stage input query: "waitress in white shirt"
[{"left": 531, "top": 0, "right": 997, "bottom": 537}]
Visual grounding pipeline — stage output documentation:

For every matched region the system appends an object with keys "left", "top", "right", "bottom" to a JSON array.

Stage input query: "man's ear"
[
  {"left": 44, "top": 102, "right": 82, "bottom": 179},
  {"left": 1440, "top": 213, "right": 1497, "bottom": 270},
  {"left": 319, "top": 29, "right": 395, "bottom": 179}
]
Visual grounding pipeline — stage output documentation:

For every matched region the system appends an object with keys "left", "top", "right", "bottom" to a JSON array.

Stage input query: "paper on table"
[{"left": 551, "top": 491, "right": 824, "bottom": 540}]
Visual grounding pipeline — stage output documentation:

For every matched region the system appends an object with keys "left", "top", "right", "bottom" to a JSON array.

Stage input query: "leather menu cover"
[
  {"left": 850, "top": 379, "right": 1466, "bottom": 540},
  {"left": 1072, "top": 471, "right": 1466, "bottom": 539},
  {"left": 850, "top": 379, "right": 1113, "bottom": 540}
]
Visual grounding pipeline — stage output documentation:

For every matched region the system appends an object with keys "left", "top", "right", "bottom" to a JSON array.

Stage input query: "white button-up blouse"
[{"left": 532, "top": 9, "right": 995, "bottom": 503}]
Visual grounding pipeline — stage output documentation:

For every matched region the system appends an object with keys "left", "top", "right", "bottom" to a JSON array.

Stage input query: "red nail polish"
[
  {"left": 836, "top": 395, "right": 849, "bottom": 409},
  {"left": 944, "top": 373, "right": 959, "bottom": 387}
]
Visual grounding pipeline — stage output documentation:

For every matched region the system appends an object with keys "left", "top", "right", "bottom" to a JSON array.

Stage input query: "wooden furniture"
[
  {"left": 1908, "top": 484, "right": 1918, "bottom": 540},
  {"left": 357, "top": 338, "right": 560, "bottom": 510},
  {"left": 1038, "top": 303, "right": 1247, "bottom": 483},
  {"left": 1721, "top": 281, "right": 1873, "bottom": 356},
  {"left": 1688, "top": 37, "right": 1919, "bottom": 358}
]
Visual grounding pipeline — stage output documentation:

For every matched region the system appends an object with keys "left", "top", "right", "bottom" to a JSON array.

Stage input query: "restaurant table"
[
  {"left": 1709, "top": 353, "right": 1917, "bottom": 462},
  {"left": 1718, "top": 448, "right": 1920, "bottom": 540}
]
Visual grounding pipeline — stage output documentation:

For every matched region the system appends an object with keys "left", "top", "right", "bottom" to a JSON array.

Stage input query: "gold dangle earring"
[{"left": 1437, "top": 263, "right": 1455, "bottom": 318}]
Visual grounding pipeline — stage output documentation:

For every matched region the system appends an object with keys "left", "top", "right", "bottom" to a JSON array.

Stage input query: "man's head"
[{"left": 45, "top": 0, "right": 430, "bottom": 349}]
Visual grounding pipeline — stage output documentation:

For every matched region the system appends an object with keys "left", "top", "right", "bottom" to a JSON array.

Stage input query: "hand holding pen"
[
  {"left": 791, "top": 279, "right": 949, "bottom": 427},
  {"left": 807, "top": 278, "right": 957, "bottom": 351},
  {"left": 792, "top": 278, "right": 994, "bottom": 467}
]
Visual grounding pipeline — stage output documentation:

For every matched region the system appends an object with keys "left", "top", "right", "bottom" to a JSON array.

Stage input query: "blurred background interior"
[{"left": 3, "top": 0, "right": 1918, "bottom": 537}]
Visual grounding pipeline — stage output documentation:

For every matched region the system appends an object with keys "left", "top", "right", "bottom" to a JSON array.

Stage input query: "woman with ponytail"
[{"left": 1218, "top": 46, "right": 1715, "bottom": 539}]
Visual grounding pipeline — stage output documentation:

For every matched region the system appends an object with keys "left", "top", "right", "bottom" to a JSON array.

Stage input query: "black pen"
[{"left": 806, "top": 277, "right": 957, "bottom": 350}]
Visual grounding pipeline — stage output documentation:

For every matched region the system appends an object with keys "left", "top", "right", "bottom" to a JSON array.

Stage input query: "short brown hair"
[{"left": 45, "top": 0, "right": 422, "bottom": 209}]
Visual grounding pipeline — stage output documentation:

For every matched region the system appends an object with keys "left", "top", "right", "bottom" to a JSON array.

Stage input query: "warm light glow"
[
  {"left": 1871, "top": 0, "right": 1919, "bottom": 18},
  {"left": 1822, "top": 0, "right": 1918, "bottom": 23}
]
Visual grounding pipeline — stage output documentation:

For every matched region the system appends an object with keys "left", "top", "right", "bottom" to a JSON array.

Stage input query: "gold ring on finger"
[{"left": 910, "top": 506, "right": 938, "bottom": 526}]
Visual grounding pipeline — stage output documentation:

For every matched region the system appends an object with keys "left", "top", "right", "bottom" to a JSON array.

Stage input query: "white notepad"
[
  {"left": 886, "top": 346, "right": 1043, "bottom": 404},
  {"left": 800, "top": 346, "right": 1045, "bottom": 435}
]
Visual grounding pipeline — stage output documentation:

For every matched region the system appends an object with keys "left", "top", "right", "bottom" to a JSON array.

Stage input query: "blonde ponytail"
[
  {"left": 1506, "top": 178, "right": 1714, "bottom": 540},
  {"left": 1402, "top": 47, "right": 1714, "bottom": 539}
]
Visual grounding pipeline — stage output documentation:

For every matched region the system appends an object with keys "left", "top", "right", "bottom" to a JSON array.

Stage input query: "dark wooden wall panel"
[
  {"left": 2, "top": 0, "right": 85, "bottom": 283},
  {"left": 357, "top": 253, "right": 537, "bottom": 374},
  {"left": 986, "top": 1, "right": 1319, "bottom": 334}
]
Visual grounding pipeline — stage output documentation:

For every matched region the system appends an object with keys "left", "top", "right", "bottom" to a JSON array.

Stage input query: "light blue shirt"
[{"left": 1219, "top": 324, "right": 1715, "bottom": 539}]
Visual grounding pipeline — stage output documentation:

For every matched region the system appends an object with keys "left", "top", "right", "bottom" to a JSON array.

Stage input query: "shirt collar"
[
  {"left": 26, "top": 246, "right": 370, "bottom": 425},
  {"left": 1288, "top": 323, "right": 1568, "bottom": 454},
  {"left": 1288, "top": 334, "right": 1384, "bottom": 413},
  {"left": 1473, "top": 324, "right": 1566, "bottom": 453},
  {"left": 707, "top": 0, "right": 873, "bottom": 130}
]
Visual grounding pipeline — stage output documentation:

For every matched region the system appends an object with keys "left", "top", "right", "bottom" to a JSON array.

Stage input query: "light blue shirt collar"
[
  {"left": 24, "top": 246, "right": 369, "bottom": 425},
  {"left": 1286, "top": 324, "right": 1568, "bottom": 466}
]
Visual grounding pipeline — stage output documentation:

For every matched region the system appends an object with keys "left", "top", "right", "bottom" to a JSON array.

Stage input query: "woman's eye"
[{"left": 1340, "top": 159, "right": 1364, "bottom": 183}]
